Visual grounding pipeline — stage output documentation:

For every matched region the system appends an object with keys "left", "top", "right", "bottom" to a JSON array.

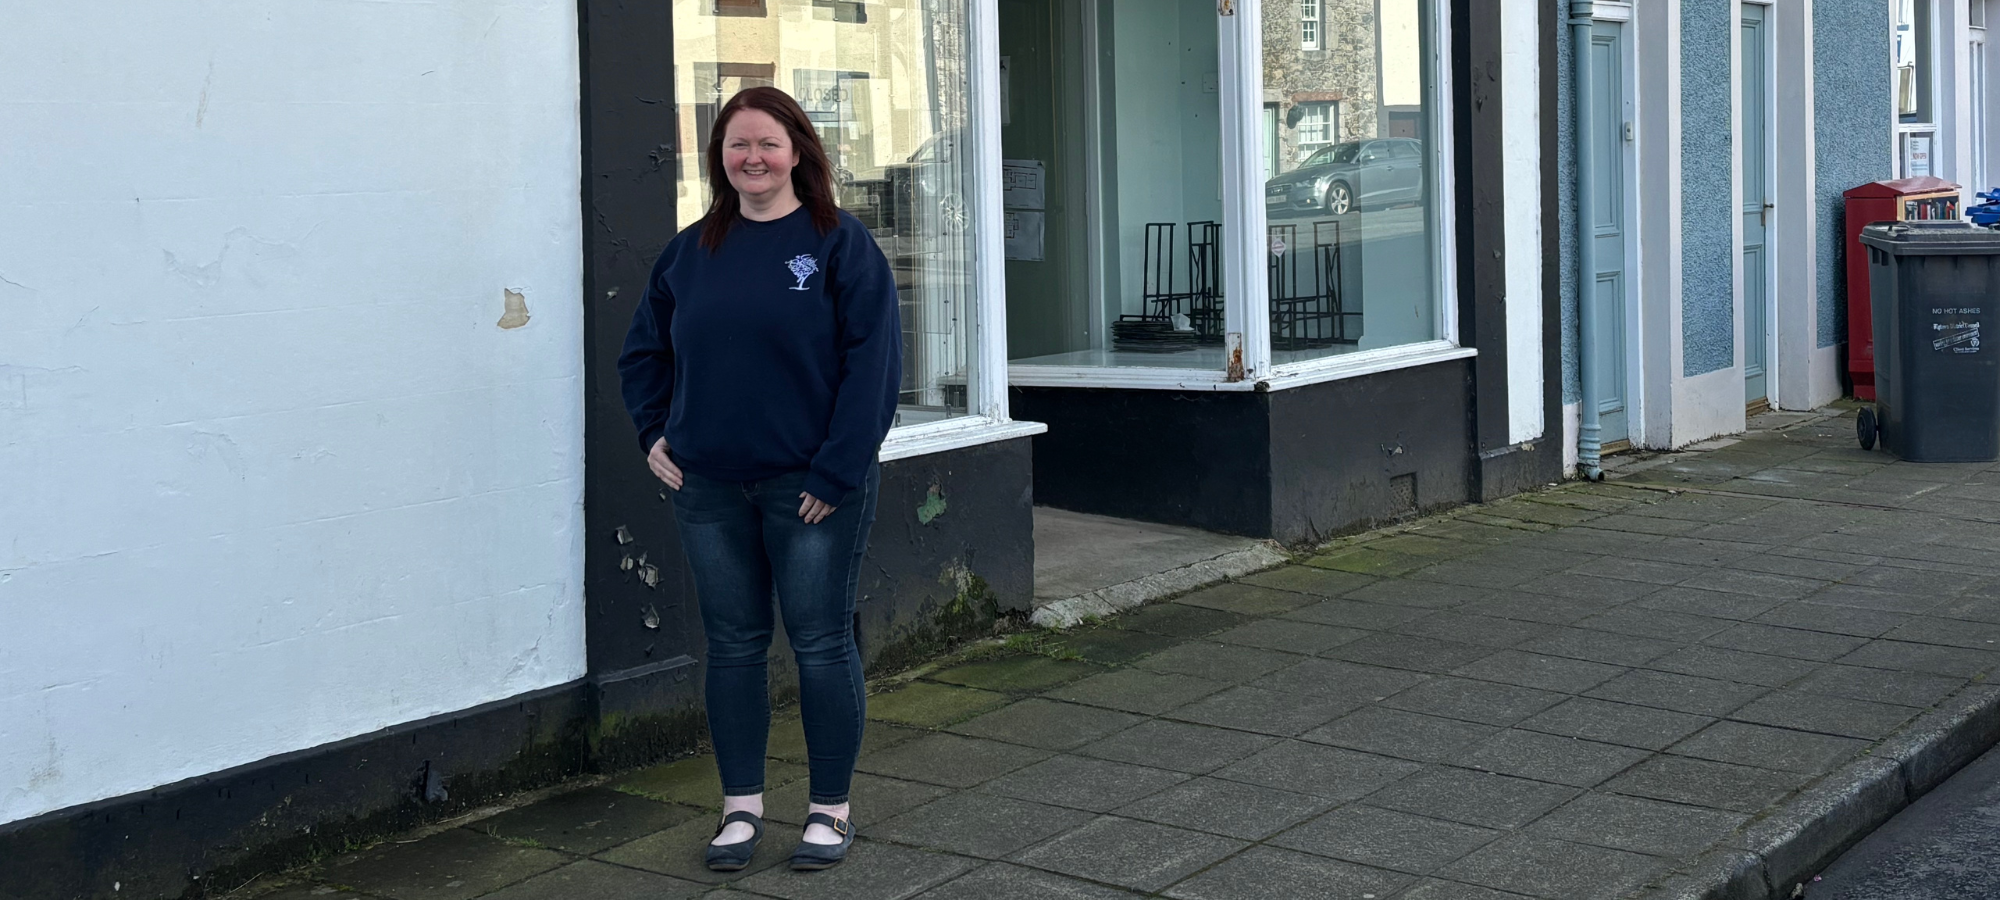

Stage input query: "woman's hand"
[
  {"left": 798, "top": 492, "right": 837, "bottom": 525},
  {"left": 647, "top": 438, "right": 684, "bottom": 490}
]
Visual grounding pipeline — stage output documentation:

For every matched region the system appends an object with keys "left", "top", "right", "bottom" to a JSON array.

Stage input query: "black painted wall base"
[
  {"left": 1016, "top": 360, "right": 1485, "bottom": 546},
  {"left": 0, "top": 682, "right": 593, "bottom": 900},
  {"left": 1, "top": 438, "right": 1036, "bottom": 900}
]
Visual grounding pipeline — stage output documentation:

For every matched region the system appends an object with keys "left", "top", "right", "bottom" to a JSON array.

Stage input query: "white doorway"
[{"left": 1741, "top": 2, "right": 1775, "bottom": 409}]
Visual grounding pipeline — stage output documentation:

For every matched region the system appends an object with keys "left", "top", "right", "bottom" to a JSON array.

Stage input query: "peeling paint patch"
[
  {"left": 916, "top": 485, "right": 948, "bottom": 525},
  {"left": 497, "top": 289, "right": 531, "bottom": 329}
]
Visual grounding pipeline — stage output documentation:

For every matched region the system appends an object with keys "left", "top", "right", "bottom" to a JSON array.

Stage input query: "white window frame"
[
  {"left": 998, "top": 0, "right": 1466, "bottom": 395},
  {"left": 880, "top": 0, "right": 1046, "bottom": 459},
  {"left": 1295, "top": 100, "right": 1337, "bottom": 158},
  {"left": 1301, "top": 0, "right": 1322, "bottom": 51}
]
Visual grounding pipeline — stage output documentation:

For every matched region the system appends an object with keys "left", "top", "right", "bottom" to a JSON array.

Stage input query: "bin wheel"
[{"left": 1857, "top": 407, "right": 1879, "bottom": 451}]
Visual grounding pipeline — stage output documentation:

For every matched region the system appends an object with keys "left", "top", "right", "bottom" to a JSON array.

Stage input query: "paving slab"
[
  {"left": 472, "top": 787, "right": 700, "bottom": 855},
  {"left": 1211, "top": 741, "right": 1423, "bottom": 801},
  {"left": 945, "top": 698, "right": 1143, "bottom": 750},
  {"left": 1113, "top": 776, "right": 1331, "bottom": 840},
  {"left": 477, "top": 861, "right": 706, "bottom": 900},
  {"left": 1301, "top": 707, "right": 1501, "bottom": 763},
  {"left": 912, "top": 862, "right": 1145, "bottom": 899},
  {"left": 1073, "top": 718, "right": 1277, "bottom": 774},
  {"left": 1008, "top": 817, "right": 1246, "bottom": 893},
  {"left": 322, "top": 830, "right": 568, "bottom": 900},
  {"left": 870, "top": 792, "right": 1095, "bottom": 859},
  {"left": 1160, "top": 845, "right": 1412, "bottom": 900},
  {"left": 1269, "top": 804, "right": 1500, "bottom": 875},
  {"left": 1453, "top": 729, "right": 1653, "bottom": 789},
  {"left": 980, "top": 754, "right": 1190, "bottom": 813},
  {"left": 733, "top": 839, "right": 977, "bottom": 900},
  {"left": 1362, "top": 767, "right": 1580, "bottom": 830},
  {"left": 1582, "top": 669, "right": 1769, "bottom": 717},
  {"left": 1163, "top": 685, "right": 1362, "bottom": 736}
]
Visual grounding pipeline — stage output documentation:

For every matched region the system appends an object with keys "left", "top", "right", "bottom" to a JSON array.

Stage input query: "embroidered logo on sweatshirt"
[{"left": 785, "top": 254, "right": 820, "bottom": 291}]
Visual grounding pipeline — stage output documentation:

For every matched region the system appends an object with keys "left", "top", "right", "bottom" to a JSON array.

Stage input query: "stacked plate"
[{"left": 1111, "top": 317, "right": 1199, "bottom": 353}]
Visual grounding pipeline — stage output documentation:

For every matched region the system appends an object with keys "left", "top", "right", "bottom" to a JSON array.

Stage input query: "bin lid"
[
  {"left": 1845, "top": 177, "right": 1961, "bottom": 199},
  {"left": 1859, "top": 222, "right": 2000, "bottom": 255}
]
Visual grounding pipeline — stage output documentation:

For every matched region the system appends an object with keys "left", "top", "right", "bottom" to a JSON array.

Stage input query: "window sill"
[
  {"left": 1260, "top": 341, "right": 1478, "bottom": 391},
  {"left": 1008, "top": 341, "right": 1476, "bottom": 393},
  {"left": 880, "top": 415, "right": 1047, "bottom": 462}
]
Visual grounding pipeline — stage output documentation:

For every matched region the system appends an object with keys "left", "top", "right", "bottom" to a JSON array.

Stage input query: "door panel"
[
  {"left": 1742, "top": 4, "right": 1771, "bottom": 404},
  {"left": 1589, "top": 22, "right": 1630, "bottom": 444}
]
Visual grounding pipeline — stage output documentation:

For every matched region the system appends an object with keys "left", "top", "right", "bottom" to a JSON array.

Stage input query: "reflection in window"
[
  {"left": 1263, "top": 0, "right": 1438, "bottom": 364},
  {"left": 1295, "top": 101, "right": 1338, "bottom": 160},
  {"left": 1301, "top": 0, "right": 1322, "bottom": 51},
  {"left": 674, "top": 0, "right": 973, "bottom": 425},
  {"left": 1895, "top": 0, "right": 1933, "bottom": 123}
]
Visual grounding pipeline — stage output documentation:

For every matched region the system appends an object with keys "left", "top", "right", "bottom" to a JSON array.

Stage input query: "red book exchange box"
[{"left": 1844, "top": 177, "right": 1963, "bottom": 400}]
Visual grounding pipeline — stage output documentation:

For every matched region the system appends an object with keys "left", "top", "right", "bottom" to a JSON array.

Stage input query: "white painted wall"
[
  {"left": 1502, "top": 0, "right": 1545, "bottom": 445},
  {"left": 0, "top": 2, "right": 586, "bottom": 825}
]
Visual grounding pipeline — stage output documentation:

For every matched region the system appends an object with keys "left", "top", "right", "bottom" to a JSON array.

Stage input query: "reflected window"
[
  {"left": 1301, "top": 0, "right": 1322, "bottom": 51},
  {"left": 1896, "top": 0, "right": 1934, "bottom": 123},
  {"left": 1295, "top": 101, "right": 1338, "bottom": 160},
  {"left": 1263, "top": 0, "right": 1440, "bottom": 364},
  {"left": 674, "top": 0, "right": 975, "bottom": 426}
]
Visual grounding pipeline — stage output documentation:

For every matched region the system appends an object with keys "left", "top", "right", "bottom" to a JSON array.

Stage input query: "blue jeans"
[{"left": 670, "top": 463, "right": 879, "bottom": 805}]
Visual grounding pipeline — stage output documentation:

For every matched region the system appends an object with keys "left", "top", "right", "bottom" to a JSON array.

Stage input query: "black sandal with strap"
[
  {"left": 789, "top": 812, "right": 855, "bottom": 871},
  {"left": 704, "top": 810, "right": 764, "bottom": 872}
]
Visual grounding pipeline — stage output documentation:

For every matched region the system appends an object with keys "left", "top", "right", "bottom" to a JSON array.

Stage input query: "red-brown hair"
[{"left": 699, "top": 86, "right": 840, "bottom": 252}]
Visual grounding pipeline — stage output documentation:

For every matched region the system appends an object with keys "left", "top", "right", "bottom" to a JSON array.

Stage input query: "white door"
[
  {"left": 1742, "top": 4, "right": 1773, "bottom": 406},
  {"left": 1588, "top": 20, "right": 1633, "bottom": 444}
]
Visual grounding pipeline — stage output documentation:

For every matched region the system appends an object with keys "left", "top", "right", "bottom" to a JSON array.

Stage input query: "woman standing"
[{"left": 617, "top": 86, "right": 901, "bottom": 872}]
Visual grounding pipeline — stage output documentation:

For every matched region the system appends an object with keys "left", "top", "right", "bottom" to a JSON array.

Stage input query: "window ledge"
[
  {"left": 1259, "top": 341, "right": 1477, "bottom": 391},
  {"left": 1008, "top": 342, "right": 1476, "bottom": 393},
  {"left": 880, "top": 415, "right": 1047, "bottom": 462}
]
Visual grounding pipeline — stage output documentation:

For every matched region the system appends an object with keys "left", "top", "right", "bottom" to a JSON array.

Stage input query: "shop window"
[
  {"left": 1301, "top": 0, "right": 1322, "bottom": 51},
  {"left": 1000, "top": 0, "right": 1229, "bottom": 370},
  {"left": 1262, "top": 0, "right": 1444, "bottom": 364},
  {"left": 674, "top": 0, "right": 976, "bottom": 426}
]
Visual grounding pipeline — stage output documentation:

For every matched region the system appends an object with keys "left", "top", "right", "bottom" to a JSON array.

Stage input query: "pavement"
[{"left": 231, "top": 408, "right": 2000, "bottom": 900}]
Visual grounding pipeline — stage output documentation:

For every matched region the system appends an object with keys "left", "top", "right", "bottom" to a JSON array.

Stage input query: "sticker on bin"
[{"left": 1933, "top": 320, "right": 1982, "bottom": 353}]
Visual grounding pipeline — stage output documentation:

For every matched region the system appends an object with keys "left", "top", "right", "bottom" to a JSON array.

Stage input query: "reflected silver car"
[{"left": 1264, "top": 138, "right": 1425, "bottom": 217}]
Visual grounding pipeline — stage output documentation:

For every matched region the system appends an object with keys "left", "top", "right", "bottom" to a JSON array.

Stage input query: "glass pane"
[
  {"left": 674, "top": 0, "right": 974, "bottom": 425},
  {"left": 1896, "top": 0, "right": 1934, "bottom": 123},
  {"left": 1001, "top": 0, "right": 1227, "bottom": 369},
  {"left": 1262, "top": 0, "right": 1441, "bottom": 365}
]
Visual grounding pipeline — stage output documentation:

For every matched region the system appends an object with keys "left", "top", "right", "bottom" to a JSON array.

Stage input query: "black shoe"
[
  {"left": 704, "top": 810, "right": 764, "bottom": 872},
  {"left": 789, "top": 812, "right": 855, "bottom": 871}
]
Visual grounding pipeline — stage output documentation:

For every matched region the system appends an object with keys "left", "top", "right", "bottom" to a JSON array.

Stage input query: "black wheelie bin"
[{"left": 1856, "top": 222, "right": 2000, "bottom": 461}]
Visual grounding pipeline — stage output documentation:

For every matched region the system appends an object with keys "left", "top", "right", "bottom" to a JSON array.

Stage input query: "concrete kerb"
[
  {"left": 1634, "top": 682, "right": 2000, "bottom": 900},
  {"left": 1028, "top": 543, "right": 1293, "bottom": 630}
]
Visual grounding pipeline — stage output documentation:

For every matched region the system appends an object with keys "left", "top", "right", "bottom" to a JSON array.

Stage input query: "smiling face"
[{"left": 721, "top": 109, "right": 799, "bottom": 206}]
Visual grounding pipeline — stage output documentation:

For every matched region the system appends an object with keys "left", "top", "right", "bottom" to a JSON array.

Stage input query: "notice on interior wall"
[
  {"left": 1001, "top": 159, "right": 1045, "bottom": 210},
  {"left": 1907, "top": 135, "right": 1934, "bottom": 178},
  {"left": 1005, "top": 210, "right": 1045, "bottom": 261}
]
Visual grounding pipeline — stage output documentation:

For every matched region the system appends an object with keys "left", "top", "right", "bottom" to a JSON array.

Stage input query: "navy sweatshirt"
[{"left": 617, "top": 207, "right": 902, "bottom": 504}]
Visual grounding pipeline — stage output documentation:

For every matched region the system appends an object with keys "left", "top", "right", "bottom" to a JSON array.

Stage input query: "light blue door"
[
  {"left": 1589, "top": 21, "right": 1631, "bottom": 444},
  {"left": 1742, "top": 5, "right": 1771, "bottom": 405}
]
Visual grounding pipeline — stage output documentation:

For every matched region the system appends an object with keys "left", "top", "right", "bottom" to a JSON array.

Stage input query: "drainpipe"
[{"left": 1571, "top": 1, "right": 1603, "bottom": 481}]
